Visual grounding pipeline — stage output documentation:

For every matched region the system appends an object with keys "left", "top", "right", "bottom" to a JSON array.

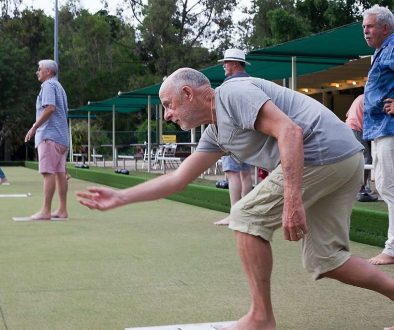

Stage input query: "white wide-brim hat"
[{"left": 218, "top": 48, "right": 250, "bottom": 65}]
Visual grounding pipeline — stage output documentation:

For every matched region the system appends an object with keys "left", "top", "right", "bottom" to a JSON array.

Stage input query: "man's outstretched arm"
[{"left": 77, "top": 150, "right": 222, "bottom": 211}]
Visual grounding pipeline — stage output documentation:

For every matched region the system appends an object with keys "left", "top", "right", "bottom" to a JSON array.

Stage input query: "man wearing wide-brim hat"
[
  {"left": 218, "top": 48, "right": 251, "bottom": 66},
  {"left": 214, "top": 48, "right": 254, "bottom": 226}
]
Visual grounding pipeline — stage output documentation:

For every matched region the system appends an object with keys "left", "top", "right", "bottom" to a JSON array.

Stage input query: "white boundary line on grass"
[
  {"left": 0, "top": 193, "right": 31, "bottom": 198},
  {"left": 125, "top": 321, "right": 235, "bottom": 330},
  {"left": 12, "top": 216, "right": 68, "bottom": 222}
]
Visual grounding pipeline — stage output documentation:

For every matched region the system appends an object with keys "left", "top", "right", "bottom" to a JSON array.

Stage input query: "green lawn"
[
  {"left": 354, "top": 199, "right": 388, "bottom": 213},
  {"left": 0, "top": 167, "right": 393, "bottom": 330}
]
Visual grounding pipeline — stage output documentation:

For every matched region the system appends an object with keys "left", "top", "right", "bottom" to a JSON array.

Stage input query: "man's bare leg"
[
  {"left": 51, "top": 172, "right": 68, "bottom": 218},
  {"left": 215, "top": 172, "right": 242, "bottom": 226},
  {"left": 240, "top": 169, "right": 253, "bottom": 197},
  {"left": 31, "top": 173, "right": 55, "bottom": 219},
  {"left": 322, "top": 255, "right": 394, "bottom": 300},
  {"left": 227, "top": 171, "right": 242, "bottom": 205},
  {"left": 369, "top": 205, "right": 394, "bottom": 265},
  {"left": 222, "top": 232, "right": 276, "bottom": 330}
]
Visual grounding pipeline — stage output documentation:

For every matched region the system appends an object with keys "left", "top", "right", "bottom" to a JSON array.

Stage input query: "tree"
[
  {"left": 123, "top": 0, "right": 238, "bottom": 76},
  {"left": 245, "top": 0, "right": 307, "bottom": 48},
  {"left": 0, "top": 0, "right": 22, "bottom": 18},
  {"left": 58, "top": 7, "right": 142, "bottom": 108},
  {"left": 0, "top": 6, "right": 145, "bottom": 160},
  {"left": 295, "top": 0, "right": 394, "bottom": 34},
  {"left": 0, "top": 9, "right": 53, "bottom": 159},
  {"left": 0, "top": 38, "right": 32, "bottom": 158},
  {"left": 266, "top": 8, "right": 309, "bottom": 45},
  {"left": 296, "top": 0, "right": 355, "bottom": 32}
]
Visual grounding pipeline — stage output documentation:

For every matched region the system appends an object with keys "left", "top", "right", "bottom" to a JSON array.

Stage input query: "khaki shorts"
[
  {"left": 229, "top": 152, "right": 364, "bottom": 280},
  {"left": 38, "top": 139, "right": 68, "bottom": 174}
]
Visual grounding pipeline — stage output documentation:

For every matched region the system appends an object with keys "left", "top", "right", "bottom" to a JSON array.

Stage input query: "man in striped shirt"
[{"left": 25, "top": 59, "right": 69, "bottom": 221}]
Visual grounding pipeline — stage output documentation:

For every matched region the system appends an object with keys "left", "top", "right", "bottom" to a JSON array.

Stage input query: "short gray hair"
[
  {"left": 363, "top": 5, "right": 394, "bottom": 32},
  {"left": 160, "top": 68, "right": 210, "bottom": 95},
  {"left": 38, "top": 59, "right": 58, "bottom": 75}
]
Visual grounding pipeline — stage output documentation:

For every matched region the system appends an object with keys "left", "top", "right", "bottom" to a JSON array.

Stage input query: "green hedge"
[
  {"left": 0, "top": 161, "right": 24, "bottom": 166},
  {"left": 24, "top": 161, "right": 388, "bottom": 247},
  {"left": 350, "top": 208, "right": 388, "bottom": 247},
  {"left": 24, "top": 161, "right": 231, "bottom": 213}
]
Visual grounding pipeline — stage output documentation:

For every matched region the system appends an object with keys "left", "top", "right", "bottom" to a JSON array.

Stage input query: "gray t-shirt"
[{"left": 197, "top": 77, "right": 363, "bottom": 171}]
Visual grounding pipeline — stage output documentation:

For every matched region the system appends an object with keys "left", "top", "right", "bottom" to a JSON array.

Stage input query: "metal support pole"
[
  {"left": 147, "top": 95, "right": 152, "bottom": 172},
  {"left": 159, "top": 104, "right": 163, "bottom": 144},
  {"left": 88, "top": 111, "right": 91, "bottom": 164},
  {"left": 54, "top": 0, "right": 59, "bottom": 66},
  {"left": 291, "top": 56, "right": 297, "bottom": 91},
  {"left": 112, "top": 105, "right": 116, "bottom": 167},
  {"left": 69, "top": 118, "right": 73, "bottom": 162}
]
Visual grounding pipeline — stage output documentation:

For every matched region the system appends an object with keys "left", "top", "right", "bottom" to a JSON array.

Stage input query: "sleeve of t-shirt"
[
  {"left": 218, "top": 80, "right": 270, "bottom": 130},
  {"left": 196, "top": 125, "right": 222, "bottom": 153},
  {"left": 40, "top": 81, "right": 56, "bottom": 108}
]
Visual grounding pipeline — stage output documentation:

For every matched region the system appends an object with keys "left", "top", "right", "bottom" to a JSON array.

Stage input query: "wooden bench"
[
  {"left": 72, "top": 153, "right": 87, "bottom": 163},
  {"left": 91, "top": 154, "right": 105, "bottom": 167},
  {"left": 117, "top": 155, "right": 142, "bottom": 171}
]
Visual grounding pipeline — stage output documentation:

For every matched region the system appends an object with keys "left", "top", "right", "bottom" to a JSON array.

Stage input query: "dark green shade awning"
[{"left": 71, "top": 22, "right": 374, "bottom": 113}]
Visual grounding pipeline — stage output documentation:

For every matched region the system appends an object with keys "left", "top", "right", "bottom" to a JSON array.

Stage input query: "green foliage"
[
  {"left": 58, "top": 7, "right": 142, "bottom": 108},
  {"left": 0, "top": 45, "right": 32, "bottom": 154},
  {"left": 247, "top": 0, "right": 301, "bottom": 47},
  {"left": 130, "top": 0, "right": 237, "bottom": 76},
  {"left": 2, "top": 0, "right": 394, "bottom": 160},
  {"left": 0, "top": 0, "right": 22, "bottom": 17},
  {"left": 266, "top": 8, "right": 310, "bottom": 45},
  {"left": 246, "top": 0, "right": 394, "bottom": 49},
  {"left": 0, "top": 5, "right": 145, "bottom": 160},
  {"left": 0, "top": 9, "right": 52, "bottom": 156},
  {"left": 71, "top": 121, "right": 111, "bottom": 153},
  {"left": 135, "top": 118, "right": 178, "bottom": 143}
]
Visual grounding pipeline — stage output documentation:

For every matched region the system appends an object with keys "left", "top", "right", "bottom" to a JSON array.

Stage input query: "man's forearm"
[
  {"left": 34, "top": 105, "right": 55, "bottom": 128},
  {"left": 278, "top": 124, "right": 304, "bottom": 202}
]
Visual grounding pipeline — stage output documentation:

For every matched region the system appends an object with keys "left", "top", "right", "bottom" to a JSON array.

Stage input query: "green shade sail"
[{"left": 70, "top": 22, "right": 374, "bottom": 115}]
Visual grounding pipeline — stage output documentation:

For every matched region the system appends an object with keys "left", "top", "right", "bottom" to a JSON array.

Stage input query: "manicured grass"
[
  {"left": 0, "top": 167, "right": 393, "bottom": 330},
  {"left": 354, "top": 199, "right": 388, "bottom": 213},
  {"left": 40, "top": 162, "right": 391, "bottom": 248}
]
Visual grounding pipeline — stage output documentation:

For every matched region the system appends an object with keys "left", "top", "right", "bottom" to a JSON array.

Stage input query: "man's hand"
[
  {"left": 282, "top": 196, "right": 308, "bottom": 241},
  {"left": 76, "top": 186, "right": 125, "bottom": 211},
  {"left": 25, "top": 124, "right": 37, "bottom": 142},
  {"left": 383, "top": 98, "right": 394, "bottom": 115}
]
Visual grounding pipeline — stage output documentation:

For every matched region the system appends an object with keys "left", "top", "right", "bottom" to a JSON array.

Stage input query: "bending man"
[{"left": 78, "top": 68, "right": 394, "bottom": 330}]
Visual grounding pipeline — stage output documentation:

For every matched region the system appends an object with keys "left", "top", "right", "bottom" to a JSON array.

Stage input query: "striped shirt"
[{"left": 35, "top": 77, "right": 69, "bottom": 148}]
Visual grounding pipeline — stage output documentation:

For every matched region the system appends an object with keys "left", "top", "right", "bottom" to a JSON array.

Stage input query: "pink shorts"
[{"left": 38, "top": 139, "right": 68, "bottom": 174}]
